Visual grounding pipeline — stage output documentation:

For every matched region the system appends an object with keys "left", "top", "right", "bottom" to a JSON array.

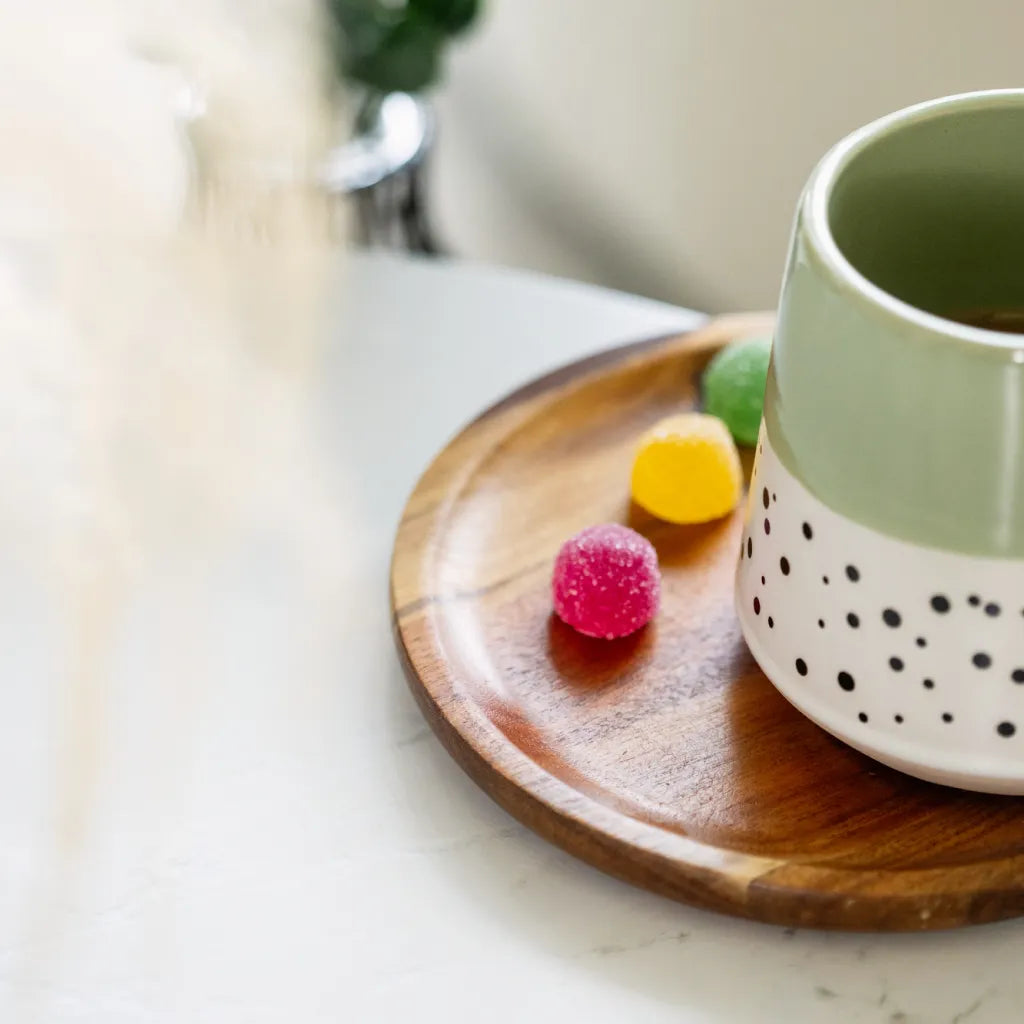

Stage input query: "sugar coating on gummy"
[
  {"left": 701, "top": 335, "right": 772, "bottom": 446},
  {"left": 552, "top": 524, "right": 660, "bottom": 639},
  {"left": 630, "top": 412, "right": 741, "bottom": 524}
]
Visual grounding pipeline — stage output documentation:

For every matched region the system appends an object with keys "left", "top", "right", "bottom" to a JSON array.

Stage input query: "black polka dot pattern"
[{"left": 741, "top": 448, "right": 1024, "bottom": 755}]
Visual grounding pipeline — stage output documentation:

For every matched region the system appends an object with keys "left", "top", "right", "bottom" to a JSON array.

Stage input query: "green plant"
[{"left": 326, "top": 0, "right": 481, "bottom": 101}]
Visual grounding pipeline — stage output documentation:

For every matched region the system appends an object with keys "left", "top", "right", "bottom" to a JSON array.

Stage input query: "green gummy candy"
[{"left": 701, "top": 335, "right": 772, "bottom": 447}]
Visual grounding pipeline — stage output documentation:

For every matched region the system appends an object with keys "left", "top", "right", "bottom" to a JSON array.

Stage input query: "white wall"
[{"left": 433, "top": 0, "right": 1024, "bottom": 311}]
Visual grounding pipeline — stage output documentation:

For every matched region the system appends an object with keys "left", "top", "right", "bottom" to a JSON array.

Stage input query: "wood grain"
[{"left": 390, "top": 313, "right": 1024, "bottom": 931}]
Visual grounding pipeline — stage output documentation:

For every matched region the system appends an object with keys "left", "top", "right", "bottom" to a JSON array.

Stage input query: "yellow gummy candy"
[{"left": 630, "top": 413, "right": 742, "bottom": 524}]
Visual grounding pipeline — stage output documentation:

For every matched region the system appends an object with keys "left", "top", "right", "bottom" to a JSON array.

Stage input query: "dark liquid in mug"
[{"left": 949, "top": 310, "right": 1024, "bottom": 334}]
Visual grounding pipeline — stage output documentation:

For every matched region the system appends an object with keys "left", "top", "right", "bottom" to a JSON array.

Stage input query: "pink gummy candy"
[{"left": 552, "top": 524, "right": 660, "bottom": 639}]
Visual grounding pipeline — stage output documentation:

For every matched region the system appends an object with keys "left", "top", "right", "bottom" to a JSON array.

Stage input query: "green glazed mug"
[{"left": 736, "top": 90, "right": 1024, "bottom": 793}]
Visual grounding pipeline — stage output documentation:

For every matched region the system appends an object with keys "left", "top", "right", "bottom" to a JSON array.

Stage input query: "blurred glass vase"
[{"left": 323, "top": 0, "right": 483, "bottom": 251}]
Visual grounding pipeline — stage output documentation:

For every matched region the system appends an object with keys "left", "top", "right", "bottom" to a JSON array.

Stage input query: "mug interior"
[{"left": 828, "top": 100, "right": 1024, "bottom": 323}]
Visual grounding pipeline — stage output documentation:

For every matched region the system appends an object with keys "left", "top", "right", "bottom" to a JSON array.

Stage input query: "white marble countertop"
[{"left": 2, "top": 251, "right": 1022, "bottom": 1023}]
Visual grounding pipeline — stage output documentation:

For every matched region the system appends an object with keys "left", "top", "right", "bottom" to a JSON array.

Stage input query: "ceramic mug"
[{"left": 736, "top": 90, "right": 1024, "bottom": 794}]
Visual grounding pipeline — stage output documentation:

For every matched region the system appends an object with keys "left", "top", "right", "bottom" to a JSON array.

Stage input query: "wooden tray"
[{"left": 390, "top": 314, "right": 1024, "bottom": 932}]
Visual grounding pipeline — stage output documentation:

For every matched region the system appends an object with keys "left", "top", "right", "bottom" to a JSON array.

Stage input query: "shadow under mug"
[{"left": 736, "top": 89, "right": 1024, "bottom": 793}]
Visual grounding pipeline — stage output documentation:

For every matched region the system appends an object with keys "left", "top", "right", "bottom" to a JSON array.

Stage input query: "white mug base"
[
  {"left": 737, "top": 600, "right": 1024, "bottom": 794},
  {"left": 736, "top": 425, "right": 1024, "bottom": 795}
]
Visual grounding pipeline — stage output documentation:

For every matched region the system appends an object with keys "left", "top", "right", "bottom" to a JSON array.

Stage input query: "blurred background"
[
  {"left": 406, "top": 0, "right": 1024, "bottom": 311},
  {"left": 30, "top": 1, "right": 1024, "bottom": 315}
]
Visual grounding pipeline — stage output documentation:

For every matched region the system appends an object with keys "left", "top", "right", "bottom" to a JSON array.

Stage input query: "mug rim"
[{"left": 803, "top": 88, "right": 1024, "bottom": 355}]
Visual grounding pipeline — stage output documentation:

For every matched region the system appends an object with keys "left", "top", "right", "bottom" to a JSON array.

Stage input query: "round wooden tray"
[{"left": 390, "top": 314, "right": 1024, "bottom": 932}]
